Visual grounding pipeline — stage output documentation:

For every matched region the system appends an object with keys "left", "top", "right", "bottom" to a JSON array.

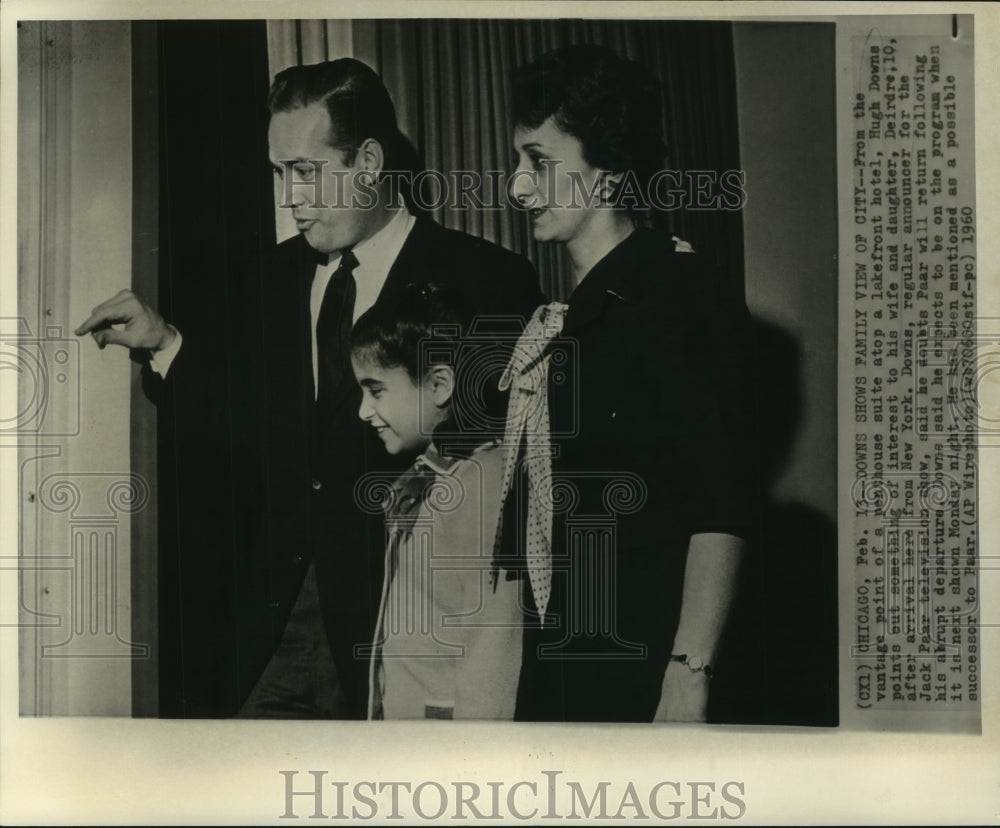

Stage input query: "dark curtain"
[
  {"left": 355, "top": 19, "right": 744, "bottom": 301},
  {"left": 156, "top": 20, "right": 276, "bottom": 717}
]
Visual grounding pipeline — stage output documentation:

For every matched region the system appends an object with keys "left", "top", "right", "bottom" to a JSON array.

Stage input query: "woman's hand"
[
  {"left": 653, "top": 661, "right": 710, "bottom": 722},
  {"left": 653, "top": 532, "right": 745, "bottom": 723}
]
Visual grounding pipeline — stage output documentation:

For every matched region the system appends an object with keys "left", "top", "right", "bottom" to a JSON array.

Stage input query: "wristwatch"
[{"left": 670, "top": 653, "right": 714, "bottom": 679}]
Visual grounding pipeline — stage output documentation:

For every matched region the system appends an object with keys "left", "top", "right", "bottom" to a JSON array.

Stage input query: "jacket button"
[
  {"left": 311, "top": 479, "right": 322, "bottom": 490},
  {"left": 293, "top": 555, "right": 305, "bottom": 565}
]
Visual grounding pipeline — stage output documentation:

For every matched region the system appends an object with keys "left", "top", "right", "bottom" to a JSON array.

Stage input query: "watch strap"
[{"left": 670, "top": 653, "right": 714, "bottom": 679}]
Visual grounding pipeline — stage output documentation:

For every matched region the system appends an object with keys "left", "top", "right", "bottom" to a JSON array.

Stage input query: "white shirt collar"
[
  {"left": 331, "top": 205, "right": 415, "bottom": 281},
  {"left": 308, "top": 206, "right": 416, "bottom": 398}
]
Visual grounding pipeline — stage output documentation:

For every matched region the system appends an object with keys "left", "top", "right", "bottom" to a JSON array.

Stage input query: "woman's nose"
[{"left": 509, "top": 167, "right": 538, "bottom": 204}]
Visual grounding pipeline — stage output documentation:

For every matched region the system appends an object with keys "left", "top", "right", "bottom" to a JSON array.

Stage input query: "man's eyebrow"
[{"left": 358, "top": 377, "right": 384, "bottom": 388}]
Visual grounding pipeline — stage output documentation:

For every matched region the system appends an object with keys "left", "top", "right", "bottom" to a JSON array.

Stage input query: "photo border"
[{"left": 1, "top": 1, "right": 997, "bottom": 824}]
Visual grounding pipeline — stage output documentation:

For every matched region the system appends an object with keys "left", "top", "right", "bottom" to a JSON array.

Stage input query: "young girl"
[{"left": 350, "top": 283, "right": 522, "bottom": 720}]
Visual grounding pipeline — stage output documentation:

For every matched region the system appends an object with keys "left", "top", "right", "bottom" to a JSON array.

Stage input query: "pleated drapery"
[
  {"left": 267, "top": 19, "right": 354, "bottom": 72},
  {"left": 268, "top": 19, "right": 744, "bottom": 301}
]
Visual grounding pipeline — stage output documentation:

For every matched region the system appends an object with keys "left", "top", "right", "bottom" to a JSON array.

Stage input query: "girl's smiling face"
[
  {"left": 510, "top": 117, "right": 610, "bottom": 245},
  {"left": 351, "top": 357, "right": 448, "bottom": 455}
]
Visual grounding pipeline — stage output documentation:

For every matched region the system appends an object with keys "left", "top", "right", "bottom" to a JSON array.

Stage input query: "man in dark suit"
[{"left": 76, "top": 58, "right": 543, "bottom": 719}]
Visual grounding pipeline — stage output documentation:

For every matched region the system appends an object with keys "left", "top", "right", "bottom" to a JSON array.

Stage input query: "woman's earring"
[
  {"left": 598, "top": 174, "right": 615, "bottom": 205},
  {"left": 600, "top": 173, "right": 623, "bottom": 206},
  {"left": 599, "top": 179, "right": 613, "bottom": 205}
]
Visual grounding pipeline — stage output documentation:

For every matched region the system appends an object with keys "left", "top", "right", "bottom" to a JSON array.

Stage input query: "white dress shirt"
[{"left": 309, "top": 207, "right": 416, "bottom": 396}]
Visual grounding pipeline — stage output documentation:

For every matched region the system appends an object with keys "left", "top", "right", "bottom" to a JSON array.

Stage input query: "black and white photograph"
[{"left": 1, "top": 1, "right": 996, "bottom": 824}]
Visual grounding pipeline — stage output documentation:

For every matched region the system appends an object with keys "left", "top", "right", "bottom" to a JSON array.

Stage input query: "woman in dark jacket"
[{"left": 500, "top": 44, "right": 758, "bottom": 722}]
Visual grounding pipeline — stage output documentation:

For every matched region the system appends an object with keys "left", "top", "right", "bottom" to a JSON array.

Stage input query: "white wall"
[
  {"left": 17, "top": 21, "right": 141, "bottom": 716},
  {"left": 733, "top": 22, "right": 838, "bottom": 520}
]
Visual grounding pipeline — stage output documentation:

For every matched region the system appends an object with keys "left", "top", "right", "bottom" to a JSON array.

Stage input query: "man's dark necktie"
[{"left": 315, "top": 249, "right": 359, "bottom": 407}]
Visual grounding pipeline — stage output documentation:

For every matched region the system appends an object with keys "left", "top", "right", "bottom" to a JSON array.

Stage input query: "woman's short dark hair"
[
  {"left": 512, "top": 44, "right": 667, "bottom": 195},
  {"left": 268, "top": 58, "right": 417, "bottom": 174}
]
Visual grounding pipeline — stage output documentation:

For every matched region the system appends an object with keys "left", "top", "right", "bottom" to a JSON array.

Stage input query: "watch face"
[{"left": 687, "top": 656, "right": 705, "bottom": 671}]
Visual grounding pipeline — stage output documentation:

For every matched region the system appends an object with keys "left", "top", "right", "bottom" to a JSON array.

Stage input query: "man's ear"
[
  {"left": 357, "top": 138, "right": 386, "bottom": 180},
  {"left": 426, "top": 364, "right": 455, "bottom": 408}
]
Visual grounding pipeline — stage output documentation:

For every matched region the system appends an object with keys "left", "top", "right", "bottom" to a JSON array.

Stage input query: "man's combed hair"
[
  {"left": 512, "top": 44, "right": 668, "bottom": 197},
  {"left": 268, "top": 58, "right": 417, "bottom": 173}
]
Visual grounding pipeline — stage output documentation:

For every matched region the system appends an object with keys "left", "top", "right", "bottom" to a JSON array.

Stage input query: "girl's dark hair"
[
  {"left": 512, "top": 44, "right": 667, "bottom": 198},
  {"left": 352, "top": 283, "right": 510, "bottom": 445},
  {"left": 350, "top": 282, "right": 472, "bottom": 382}
]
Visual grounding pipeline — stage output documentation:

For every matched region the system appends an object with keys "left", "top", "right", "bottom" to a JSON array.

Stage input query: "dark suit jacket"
[{"left": 156, "top": 216, "right": 543, "bottom": 717}]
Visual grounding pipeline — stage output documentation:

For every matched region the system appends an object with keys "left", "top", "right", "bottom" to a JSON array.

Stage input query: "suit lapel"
[
  {"left": 293, "top": 237, "right": 321, "bottom": 405},
  {"left": 379, "top": 218, "right": 444, "bottom": 300}
]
